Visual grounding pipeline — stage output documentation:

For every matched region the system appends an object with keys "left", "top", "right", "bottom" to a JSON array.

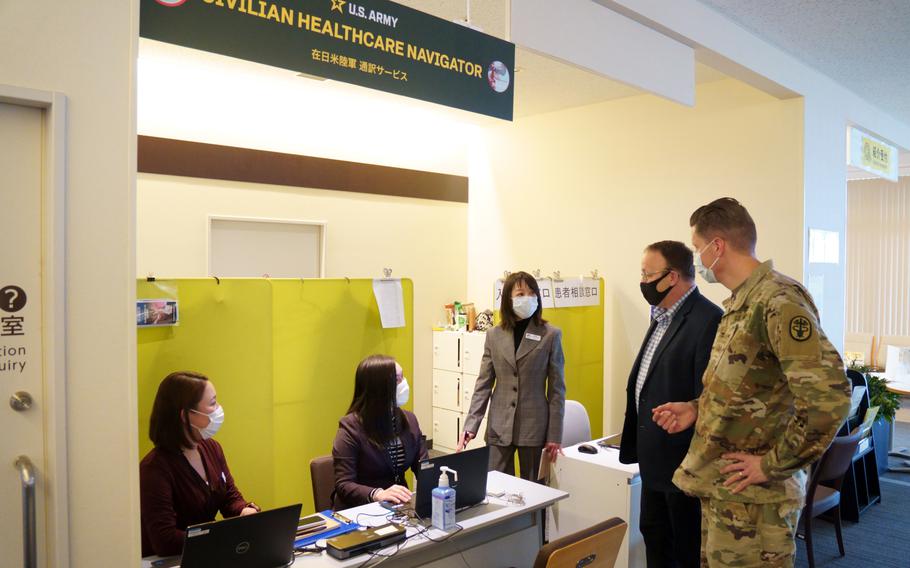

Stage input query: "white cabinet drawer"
[
  {"left": 432, "top": 407, "right": 462, "bottom": 452},
  {"left": 460, "top": 332, "right": 486, "bottom": 376},
  {"left": 432, "top": 369, "right": 461, "bottom": 412},
  {"left": 432, "top": 331, "right": 461, "bottom": 372}
]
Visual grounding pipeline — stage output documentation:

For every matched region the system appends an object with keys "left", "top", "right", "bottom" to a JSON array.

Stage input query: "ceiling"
[
  {"left": 396, "top": 0, "right": 729, "bottom": 117},
  {"left": 697, "top": 0, "right": 910, "bottom": 133}
]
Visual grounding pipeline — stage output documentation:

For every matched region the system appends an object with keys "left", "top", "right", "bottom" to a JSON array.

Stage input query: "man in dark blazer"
[{"left": 620, "top": 240, "right": 722, "bottom": 568}]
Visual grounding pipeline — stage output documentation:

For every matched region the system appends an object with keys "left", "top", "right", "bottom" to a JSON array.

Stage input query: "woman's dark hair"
[
  {"left": 149, "top": 371, "right": 210, "bottom": 453},
  {"left": 499, "top": 271, "right": 546, "bottom": 331},
  {"left": 347, "top": 355, "right": 410, "bottom": 447}
]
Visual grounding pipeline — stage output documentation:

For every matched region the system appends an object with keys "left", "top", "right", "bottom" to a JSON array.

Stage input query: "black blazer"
[
  {"left": 332, "top": 411, "right": 428, "bottom": 510},
  {"left": 619, "top": 287, "right": 722, "bottom": 492}
]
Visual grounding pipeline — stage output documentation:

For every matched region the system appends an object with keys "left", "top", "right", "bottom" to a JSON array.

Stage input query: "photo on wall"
[{"left": 137, "top": 299, "right": 179, "bottom": 327}]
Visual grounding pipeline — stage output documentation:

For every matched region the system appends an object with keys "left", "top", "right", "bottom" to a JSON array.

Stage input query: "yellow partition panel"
[
  {"left": 270, "top": 279, "right": 413, "bottom": 512},
  {"left": 137, "top": 278, "right": 413, "bottom": 515},
  {"left": 137, "top": 279, "right": 276, "bottom": 506}
]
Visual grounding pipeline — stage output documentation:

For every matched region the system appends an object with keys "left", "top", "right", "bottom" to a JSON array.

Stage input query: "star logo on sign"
[{"left": 331, "top": 0, "right": 346, "bottom": 13}]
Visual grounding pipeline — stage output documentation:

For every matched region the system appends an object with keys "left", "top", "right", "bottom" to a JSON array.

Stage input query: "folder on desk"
[{"left": 294, "top": 510, "right": 359, "bottom": 548}]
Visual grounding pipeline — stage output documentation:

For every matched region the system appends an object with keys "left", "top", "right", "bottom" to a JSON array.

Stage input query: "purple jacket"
[{"left": 332, "top": 410, "right": 428, "bottom": 510}]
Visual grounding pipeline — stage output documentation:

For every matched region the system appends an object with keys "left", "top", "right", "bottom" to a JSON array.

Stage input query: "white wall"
[
  {"left": 137, "top": 40, "right": 479, "bottom": 428},
  {"left": 468, "top": 79, "right": 804, "bottom": 433},
  {"left": 591, "top": 0, "right": 910, "bottom": 353},
  {"left": 136, "top": 175, "right": 467, "bottom": 427},
  {"left": 0, "top": 1, "right": 139, "bottom": 565}
]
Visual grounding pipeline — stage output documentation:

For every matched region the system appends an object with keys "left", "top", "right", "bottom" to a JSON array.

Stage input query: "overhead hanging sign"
[
  {"left": 848, "top": 126, "right": 899, "bottom": 182},
  {"left": 140, "top": 0, "right": 515, "bottom": 120}
]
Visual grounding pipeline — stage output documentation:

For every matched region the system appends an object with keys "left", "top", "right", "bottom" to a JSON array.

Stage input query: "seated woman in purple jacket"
[
  {"left": 332, "top": 355, "right": 429, "bottom": 510},
  {"left": 140, "top": 371, "right": 259, "bottom": 557}
]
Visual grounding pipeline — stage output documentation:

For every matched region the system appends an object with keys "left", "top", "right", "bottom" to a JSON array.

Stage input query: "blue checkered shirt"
[{"left": 635, "top": 286, "right": 696, "bottom": 409}]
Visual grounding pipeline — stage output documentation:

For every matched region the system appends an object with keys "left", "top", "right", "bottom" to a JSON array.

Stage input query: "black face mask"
[{"left": 640, "top": 271, "right": 674, "bottom": 306}]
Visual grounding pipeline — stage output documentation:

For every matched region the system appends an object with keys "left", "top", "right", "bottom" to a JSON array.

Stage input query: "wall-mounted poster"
[{"left": 137, "top": 299, "right": 179, "bottom": 327}]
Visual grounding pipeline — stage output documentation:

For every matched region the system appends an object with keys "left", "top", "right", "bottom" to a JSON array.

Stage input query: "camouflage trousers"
[{"left": 700, "top": 498, "right": 801, "bottom": 567}]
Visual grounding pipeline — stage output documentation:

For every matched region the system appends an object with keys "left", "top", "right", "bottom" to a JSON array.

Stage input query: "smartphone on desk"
[{"left": 379, "top": 500, "right": 406, "bottom": 512}]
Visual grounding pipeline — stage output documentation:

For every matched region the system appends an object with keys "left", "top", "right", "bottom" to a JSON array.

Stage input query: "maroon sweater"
[{"left": 140, "top": 439, "right": 252, "bottom": 557}]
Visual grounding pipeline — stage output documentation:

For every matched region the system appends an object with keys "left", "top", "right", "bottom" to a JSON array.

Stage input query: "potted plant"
[{"left": 850, "top": 364, "right": 903, "bottom": 474}]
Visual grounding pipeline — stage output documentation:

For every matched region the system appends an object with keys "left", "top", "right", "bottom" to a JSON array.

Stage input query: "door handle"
[
  {"left": 9, "top": 391, "right": 33, "bottom": 412},
  {"left": 14, "top": 456, "right": 36, "bottom": 568}
]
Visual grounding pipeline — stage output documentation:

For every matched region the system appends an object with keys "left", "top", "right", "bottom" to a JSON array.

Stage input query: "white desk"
[
  {"left": 143, "top": 471, "right": 567, "bottom": 568},
  {"left": 547, "top": 439, "right": 645, "bottom": 568}
]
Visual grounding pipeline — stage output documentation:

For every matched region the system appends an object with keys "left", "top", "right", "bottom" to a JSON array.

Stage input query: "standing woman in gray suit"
[{"left": 457, "top": 271, "right": 566, "bottom": 481}]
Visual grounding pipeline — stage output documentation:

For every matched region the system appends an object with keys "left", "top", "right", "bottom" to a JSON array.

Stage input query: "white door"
[
  {"left": 432, "top": 408, "right": 462, "bottom": 453},
  {"left": 460, "top": 332, "right": 486, "bottom": 376},
  {"left": 432, "top": 369, "right": 461, "bottom": 412},
  {"left": 432, "top": 331, "right": 461, "bottom": 373},
  {"left": 0, "top": 101, "right": 47, "bottom": 567}
]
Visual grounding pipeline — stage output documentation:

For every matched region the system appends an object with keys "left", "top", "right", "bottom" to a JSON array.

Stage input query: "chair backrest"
[
  {"left": 309, "top": 455, "right": 334, "bottom": 512},
  {"left": 562, "top": 400, "right": 592, "bottom": 447},
  {"left": 533, "top": 517, "right": 627, "bottom": 568},
  {"left": 815, "top": 433, "right": 862, "bottom": 484}
]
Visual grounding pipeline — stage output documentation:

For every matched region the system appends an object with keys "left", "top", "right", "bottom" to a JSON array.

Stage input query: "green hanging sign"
[{"left": 141, "top": 0, "right": 515, "bottom": 120}]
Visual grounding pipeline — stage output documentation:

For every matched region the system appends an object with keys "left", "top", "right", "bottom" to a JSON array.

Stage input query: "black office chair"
[{"left": 798, "top": 432, "right": 862, "bottom": 568}]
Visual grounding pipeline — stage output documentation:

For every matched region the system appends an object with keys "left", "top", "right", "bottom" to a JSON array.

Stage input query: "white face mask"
[
  {"left": 396, "top": 377, "right": 410, "bottom": 407},
  {"left": 190, "top": 405, "right": 224, "bottom": 440},
  {"left": 512, "top": 295, "right": 538, "bottom": 320},
  {"left": 694, "top": 241, "right": 720, "bottom": 284}
]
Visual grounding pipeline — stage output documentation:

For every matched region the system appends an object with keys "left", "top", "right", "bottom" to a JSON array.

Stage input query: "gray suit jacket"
[{"left": 463, "top": 321, "right": 566, "bottom": 447}]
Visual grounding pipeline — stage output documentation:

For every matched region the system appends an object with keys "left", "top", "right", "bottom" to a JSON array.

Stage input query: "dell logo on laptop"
[{"left": 236, "top": 541, "right": 251, "bottom": 554}]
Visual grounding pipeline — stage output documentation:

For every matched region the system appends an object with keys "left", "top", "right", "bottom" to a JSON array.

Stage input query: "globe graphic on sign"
[{"left": 487, "top": 61, "right": 511, "bottom": 93}]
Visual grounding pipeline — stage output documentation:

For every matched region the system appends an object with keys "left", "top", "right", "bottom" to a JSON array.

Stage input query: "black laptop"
[
  {"left": 179, "top": 503, "right": 302, "bottom": 568},
  {"left": 414, "top": 446, "right": 490, "bottom": 519}
]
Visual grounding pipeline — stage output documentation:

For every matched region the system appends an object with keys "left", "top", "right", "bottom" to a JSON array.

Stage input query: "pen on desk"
[{"left": 334, "top": 512, "right": 352, "bottom": 524}]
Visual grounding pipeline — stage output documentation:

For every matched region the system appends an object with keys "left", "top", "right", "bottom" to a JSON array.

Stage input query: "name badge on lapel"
[{"left": 525, "top": 333, "right": 542, "bottom": 342}]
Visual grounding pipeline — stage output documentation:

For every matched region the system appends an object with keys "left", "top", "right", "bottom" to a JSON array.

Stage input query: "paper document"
[
  {"left": 849, "top": 386, "right": 867, "bottom": 418},
  {"left": 372, "top": 278, "right": 405, "bottom": 328}
]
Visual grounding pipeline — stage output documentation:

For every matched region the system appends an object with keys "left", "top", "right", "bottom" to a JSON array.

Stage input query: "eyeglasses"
[{"left": 640, "top": 268, "right": 670, "bottom": 280}]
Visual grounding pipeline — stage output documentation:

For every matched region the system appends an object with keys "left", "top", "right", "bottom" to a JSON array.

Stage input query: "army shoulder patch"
[
  {"left": 789, "top": 315, "right": 813, "bottom": 342},
  {"left": 776, "top": 303, "right": 820, "bottom": 359}
]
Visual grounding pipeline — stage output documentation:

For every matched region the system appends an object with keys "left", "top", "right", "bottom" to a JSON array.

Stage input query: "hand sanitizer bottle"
[{"left": 431, "top": 466, "right": 457, "bottom": 530}]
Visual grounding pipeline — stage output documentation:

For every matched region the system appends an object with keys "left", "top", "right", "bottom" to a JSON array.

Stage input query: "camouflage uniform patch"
[{"left": 700, "top": 498, "right": 800, "bottom": 567}]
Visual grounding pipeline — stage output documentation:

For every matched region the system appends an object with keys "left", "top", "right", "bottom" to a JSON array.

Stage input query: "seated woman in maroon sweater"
[
  {"left": 140, "top": 371, "right": 259, "bottom": 557},
  {"left": 332, "top": 355, "right": 428, "bottom": 510}
]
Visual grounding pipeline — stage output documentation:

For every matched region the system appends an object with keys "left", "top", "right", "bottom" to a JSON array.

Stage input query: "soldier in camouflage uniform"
[{"left": 653, "top": 198, "right": 851, "bottom": 567}]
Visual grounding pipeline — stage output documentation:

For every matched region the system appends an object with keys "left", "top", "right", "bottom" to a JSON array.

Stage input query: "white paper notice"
[
  {"left": 494, "top": 278, "right": 555, "bottom": 310},
  {"left": 372, "top": 278, "right": 405, "bottom": 328},
  {"left": 808, "top": 229, "right": 839, "bottom": 264},
  {"left": 552, "top": 278, "right": 600, "bottom": 308}
]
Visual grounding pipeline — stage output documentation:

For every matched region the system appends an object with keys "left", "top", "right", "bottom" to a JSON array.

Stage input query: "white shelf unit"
[{"left": 431, "top": 330, "right": 489, "bottom": 453}]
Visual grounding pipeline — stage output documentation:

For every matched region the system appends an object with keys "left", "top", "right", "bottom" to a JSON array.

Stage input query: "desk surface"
[
  {"left": 870, "top": 371, "right": 910, "bottom": 396},
  {"left": 293, "top": 471, "right": 566, "bottom": 567},
  {"left": 142, "top": 470, "right": 567, "bottom": 568},
  {"left": 560, "top": 438, "right": 640, "bottom": 478}
]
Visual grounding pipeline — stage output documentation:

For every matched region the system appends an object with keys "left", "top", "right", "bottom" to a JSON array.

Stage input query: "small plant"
[{"left": 849, "top": 364, "right": 902, "bottom": 423}]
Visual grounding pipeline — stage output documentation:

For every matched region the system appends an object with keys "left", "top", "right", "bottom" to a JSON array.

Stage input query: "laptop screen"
[
  {"left": 414, "top": 446, "right": 490, "bottom": 519},
  {"left": 180, "top": 503, "right": 302, "bottom": 568}
]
